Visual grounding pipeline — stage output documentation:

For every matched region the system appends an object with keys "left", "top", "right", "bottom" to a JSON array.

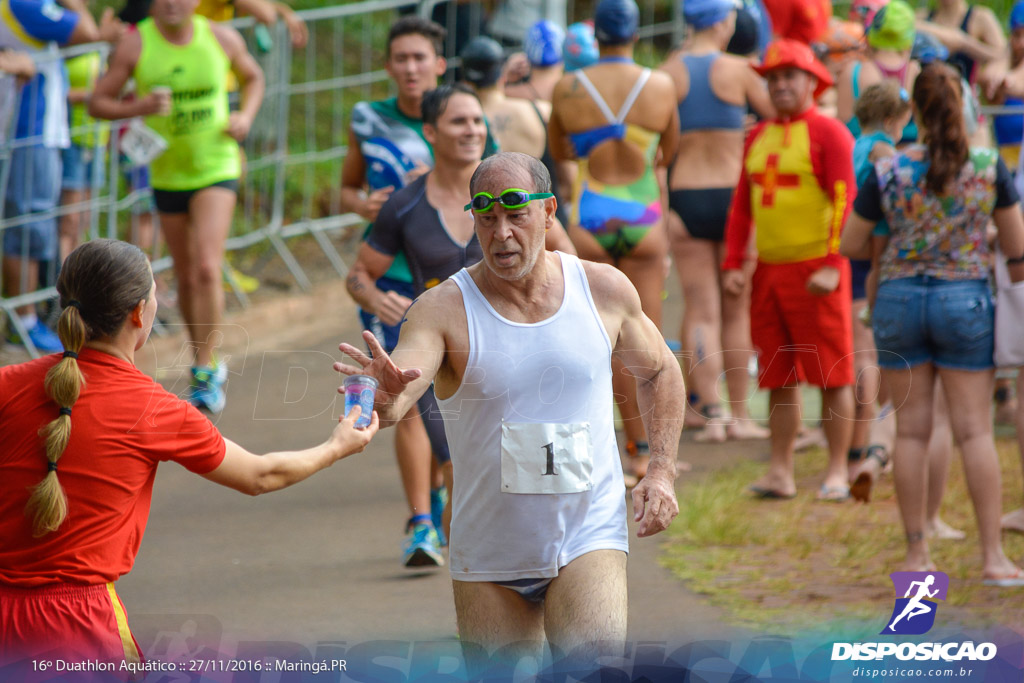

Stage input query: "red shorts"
[
  {"left": 750, "top": 258, "right": 854, "bottom": 390},
  {"left": 0, "top": 582, "right": 142, "bottom": 680}
]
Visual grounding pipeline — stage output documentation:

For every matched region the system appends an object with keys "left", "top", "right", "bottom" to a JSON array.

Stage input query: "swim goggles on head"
[{"left": 464, "top": 188, "right": 554, "bottom": 212}]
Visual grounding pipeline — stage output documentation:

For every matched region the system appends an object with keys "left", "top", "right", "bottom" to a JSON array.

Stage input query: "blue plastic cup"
[{"left": 343, "top": 374, "right": 378, "bottom": 429}]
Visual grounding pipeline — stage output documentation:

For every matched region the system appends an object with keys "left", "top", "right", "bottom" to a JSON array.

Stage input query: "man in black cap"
[{"left": 461, "top": 36, "right": 547, "bottom": 160}]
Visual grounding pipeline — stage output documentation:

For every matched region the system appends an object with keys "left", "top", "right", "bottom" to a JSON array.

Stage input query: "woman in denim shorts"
[{"left": 841, "top": 62, "right": 1024, "bottom": 586}]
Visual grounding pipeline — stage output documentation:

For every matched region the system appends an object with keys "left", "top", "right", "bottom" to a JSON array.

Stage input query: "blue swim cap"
[
  {"left": 684, "top": 0, "right": 739, "bottom": 31},
  {"left": 594, "top": 0, "right": 639, "bottom": 45},
  {"left": 525, "top": 20, "right": 565, "bottom": 67},
  {"left": 911, "top": 31, "right": 949, "bottom": 65},
  {"left": 1011, "top": 0, "right": 1024, "bottom": 30},
  {"left": 564, "top": 22, "right": 599, "bottom": 71}
]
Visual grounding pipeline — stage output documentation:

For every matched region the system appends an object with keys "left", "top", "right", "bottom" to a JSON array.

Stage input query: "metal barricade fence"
[
  {"left": 2, "top": 1, "right": 1022, "bottom": 358},
  {"left": 0, "top": 0, "right": 684, "bottom": 357}
]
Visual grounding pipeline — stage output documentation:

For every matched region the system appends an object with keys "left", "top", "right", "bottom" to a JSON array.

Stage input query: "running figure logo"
[{"left": 882, "top": 571, "right": 949, "bottom": 635}]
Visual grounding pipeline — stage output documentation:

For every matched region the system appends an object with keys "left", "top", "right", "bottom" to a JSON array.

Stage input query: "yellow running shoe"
[{"left": 223, "top": 263, "right": 260, "bottom": 294}]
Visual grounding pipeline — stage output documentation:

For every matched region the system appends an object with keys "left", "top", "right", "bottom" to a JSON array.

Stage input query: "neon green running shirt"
[{"left": 134, "top": 16, "right": 240, "bottom": 190}]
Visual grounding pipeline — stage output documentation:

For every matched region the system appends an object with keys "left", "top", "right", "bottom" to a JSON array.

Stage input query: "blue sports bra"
[
  {"left": 677, "top": 53, "right": 746, "bottom": 133},
  {"left": 567, "top": 66, "right": 652, "bottom": 157}
]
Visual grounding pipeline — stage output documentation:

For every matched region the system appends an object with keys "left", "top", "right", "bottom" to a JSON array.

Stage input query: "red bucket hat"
[{"left": 755, "top": 38, "right": 834, "bottom": 99}]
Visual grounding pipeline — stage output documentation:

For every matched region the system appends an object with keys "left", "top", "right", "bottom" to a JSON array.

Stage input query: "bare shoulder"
[
  {"left": 645, "top": 67, "right": 676, "bottom": 94},
  {"left": 720, "top": 52, "right": 755, "bottom": 73},
  {"left": 405, "top": 278, "right": 464, "bottom": 324},
  {"left": 579, "top": 259, "right": 640, "bottom": 314},
  {"left": 551, "top": 71, "right": 577, "bottom": 99},
  {"left": 112, "top": 28, "right": 142, "bottom": 63},
  {"left": 209, "top": 20, "right": 245, "bottom": 54},
  {"left": 507, "top": 97, "right": 540, "bottom": 120},
  {"left": 970, "top": 4, "right": 999, "bottom": 26}
]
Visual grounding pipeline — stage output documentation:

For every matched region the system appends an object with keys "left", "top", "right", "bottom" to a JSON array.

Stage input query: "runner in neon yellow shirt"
[{"left": 90, "top": 0, "right": 265, "bottom": 414}]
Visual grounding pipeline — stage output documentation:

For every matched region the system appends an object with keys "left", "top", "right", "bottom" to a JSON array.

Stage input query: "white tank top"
[{"left": 438, "top": 252, "right": 629, "bottom": 581}]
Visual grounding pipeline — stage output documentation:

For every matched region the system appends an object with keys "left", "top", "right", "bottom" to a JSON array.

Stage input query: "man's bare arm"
[
  {"left": 335, "top": 292, "right": 447, "bottom": 427},
  {"left": 587, "top": 263, "right": 683, "bottom": 537},
  {"left": 346, "top": 242, "right": 413, "bottom": 327}
]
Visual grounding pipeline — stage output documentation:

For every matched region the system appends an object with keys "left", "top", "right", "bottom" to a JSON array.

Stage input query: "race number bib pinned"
[
  {"left": 500, "top": 422, "right": 593, "bottom": 495},
  {"left": 120, "top": 118, "right": 167, "bottom": 167}
]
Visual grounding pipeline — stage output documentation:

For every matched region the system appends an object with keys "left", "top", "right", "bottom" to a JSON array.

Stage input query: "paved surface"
[{"left": 114, "top": 276, "right": 753, "bottom": 663}]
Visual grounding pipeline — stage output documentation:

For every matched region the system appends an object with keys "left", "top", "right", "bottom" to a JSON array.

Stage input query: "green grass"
[{"left": 660, "top": 434, "right": 1024, "bottom": 637}]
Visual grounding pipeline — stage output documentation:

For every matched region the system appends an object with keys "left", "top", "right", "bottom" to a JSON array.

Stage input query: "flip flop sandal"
[
  {"left": 817, "top": 484, "right": 850, "bottom": 502},
  {"left": 982, "top": 568, "right": 1024, "bottom": 587},
  {"left": 749, "top": 485, "right": 796, "bottom": 500},
  {"left": 850, "top": 444, "right": 889, "bottom": 503}
]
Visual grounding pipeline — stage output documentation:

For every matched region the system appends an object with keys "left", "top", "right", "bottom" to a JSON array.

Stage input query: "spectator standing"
[
  {"left": 660, "top": 0, "right": 774, "bottom": 443},
  {"left": 0, "top": 239, "right": 377, "bottom": 674},
  {"left": 840, "top": 62, "right": 1024, "bottom": 583},
  {"left": 722, "top": 39, "right": 857, "bottom": 502},
  {"left": 1, "top": 0, "right": 101, "bottom": 354}
]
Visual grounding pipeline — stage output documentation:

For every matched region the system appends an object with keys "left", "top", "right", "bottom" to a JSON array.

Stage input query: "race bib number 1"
[{"left": 500, "top": 422, "right": 593, "bottom": 495}]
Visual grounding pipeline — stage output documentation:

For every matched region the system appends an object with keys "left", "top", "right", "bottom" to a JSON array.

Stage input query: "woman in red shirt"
[{"left": 0, "top": 239, "right": 378, "bottom": 674}]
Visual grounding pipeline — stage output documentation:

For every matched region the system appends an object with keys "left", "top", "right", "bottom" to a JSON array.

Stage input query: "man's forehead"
[
  {"left": 441, "top": 93, "right": 483, "bottom": 120},
  {"left": 474, "top": 165, "right": 533, "bottom": 192},
  {"left": 389, "top": 34, "right": 437, "bottom": 57}
]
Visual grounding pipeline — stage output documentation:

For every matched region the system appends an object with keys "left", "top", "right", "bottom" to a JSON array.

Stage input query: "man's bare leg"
[
  {"left": 453, "top": 579, "right": 545, "bottom": 677},
  {"left": 820, "top": 385, "right": 854, "bottom": 495},
  {"left": 544, "top": 549, "right": 628, "bottom": 664},
  {"left": 750, "top": 386, "right": 800, "bottom": 497},
  {"left": 395, "top": 408, "right": 431, "bottom": 519}
]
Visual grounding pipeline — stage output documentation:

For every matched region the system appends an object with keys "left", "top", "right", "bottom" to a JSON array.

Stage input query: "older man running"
[{"left": 336, "top": 151, "right": 683, "bottom": 675}]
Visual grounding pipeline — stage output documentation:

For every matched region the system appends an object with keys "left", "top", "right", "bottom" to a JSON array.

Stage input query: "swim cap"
[
  {"left": 684, "top": 0, "right": 739, "bottom": 31},
  {"left": 910, "top": 31, "right": 949, "bottom": 65},
  {"left": 564, "top": 22, "right": 599, "bottom": 71},
  {"left": 461, "top": 36, "right": 505, "bottom": 88},
  {"left": 727, "top": 3, "right": 759, "bottom": 55},
  {"left": 867, "top": 0, "right": 915, "bottom": 52},
  {"left": 593, "top": 0, "right": 639, "bottom": 45},
  {"left": 815, "top": 18, "right": 865, "bottom": 69},
  {"left": 1011, "top": 0, "right": 1024, "bottom": 31},
  {"left": 849, "top": 0, "right": 888, "bottom": 29},
  {"left": 525, "top": 20, "right": 565, "bottom": 67}
]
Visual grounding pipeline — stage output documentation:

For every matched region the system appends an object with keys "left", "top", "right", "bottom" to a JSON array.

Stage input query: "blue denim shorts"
[
  {"left": 3, "top": 144, "right": 61, "bottom": 261},
  {"left": 872, "top": 276, "right": 994, "bottom": 371},
  {"left": 61, "top": 143, "right": 105, "bottom": 191}
]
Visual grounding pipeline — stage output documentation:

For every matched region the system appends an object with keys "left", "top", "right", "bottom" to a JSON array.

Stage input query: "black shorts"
[
  {"left": 669, "top": 187, "right": 734, "bottom": 242},
  {"left": 153, "top": 179, "right": 239, "bottom": 214}
]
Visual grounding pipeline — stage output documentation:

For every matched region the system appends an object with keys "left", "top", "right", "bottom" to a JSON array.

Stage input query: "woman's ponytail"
[
  {"left": 913, "top": 62, "right": 969, "bottom": 195},
  {"left": 26, "top": 303, "right": 87, "bottom": 536}
]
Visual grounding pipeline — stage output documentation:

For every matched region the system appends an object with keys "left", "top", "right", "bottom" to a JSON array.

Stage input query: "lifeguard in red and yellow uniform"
[{"left": 722, "top": 39, "right": 857, "bottom": 502}]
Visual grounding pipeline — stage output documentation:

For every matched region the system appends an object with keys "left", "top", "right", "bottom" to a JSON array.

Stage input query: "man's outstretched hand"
[{"left": 335, "top": 330, "right": 422, "bottom": 423}]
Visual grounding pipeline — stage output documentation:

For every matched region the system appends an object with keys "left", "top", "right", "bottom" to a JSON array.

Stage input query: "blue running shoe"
[
  {"left": 190, "top": 364, "right": 226, "bottom": 414},
  {"left": 7, "top": 320, "right": 63, "bottom": 353},
  {"left": 403, "top": 519, "right": 444, "bottom": 568},
  {"left": 430, "top": 487, "right": 448, "bottom": 547}
]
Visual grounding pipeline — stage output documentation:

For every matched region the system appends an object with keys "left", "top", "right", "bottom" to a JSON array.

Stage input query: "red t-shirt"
[
  {"left": 763, "top": 0, "right": 832, "bottom": 44},
  {"left": 0, "top": 349, "right": 226, "bottom": 587}
]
